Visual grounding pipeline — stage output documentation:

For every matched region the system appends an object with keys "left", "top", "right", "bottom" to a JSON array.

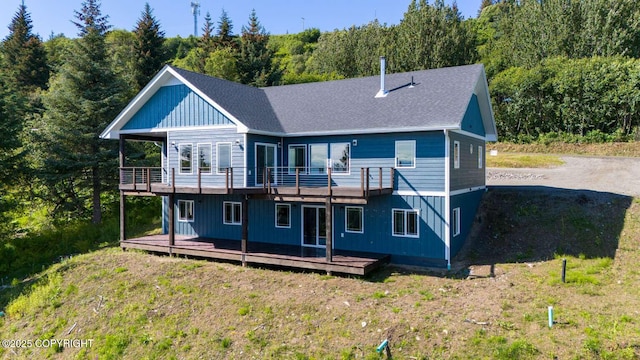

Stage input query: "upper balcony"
[{"left": 119, "top": 166, "right": 395, "bottom": 203}]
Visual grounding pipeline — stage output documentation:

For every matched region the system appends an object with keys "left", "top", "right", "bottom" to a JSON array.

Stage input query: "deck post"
[
  {"left": 241, "top": 196, "right": 249, "bottom": 266},
  {"left": 296, "top": 168, "right": 300, "bottom": 195},
  {"left": 168, "top": 193, "right": 175, "bottom": 247},
  {"left": 327, "top": 167, "right": 333, "bottom": 196},
  {"left": 119, "top": 136, "right": 126, "bottom": 242},
  {"left": 120, "top": 191, "right": 126, "bottom": 242},
  {"left": 366, "top": 168, "right": 370, "bottom": 198},
  {"left": 325, "top": 197, "right": 333, "bottom": 267},
  {"left": 360, "top": 168, "right": 365, "bottom": 197},
  {"left": 225, "top": 168, "right": 229, "bottom": 194},
  {"left": 379, "top": 167, "right": 383, "bottom": 190},
  {"left": 171, "top": 168, "right": 175, "bottom": 193},
  {"left": 198, "top": 168, "right": 202, "bottom": 193},
  {"left": 390, "top": 167, "right": 395, "bottom": 190},
  {"left": 230, "top": 168, "right": 234, "bottom": 194}
]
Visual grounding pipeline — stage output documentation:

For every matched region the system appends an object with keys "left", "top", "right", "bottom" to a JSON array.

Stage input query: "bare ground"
[{"left": 487, "top": 155, "right": 640, "bottom": 197}]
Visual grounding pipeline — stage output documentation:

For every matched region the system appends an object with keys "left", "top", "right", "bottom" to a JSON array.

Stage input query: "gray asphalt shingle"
[{"left": 171, "top": 64, "right": 485, "bottom": 135}]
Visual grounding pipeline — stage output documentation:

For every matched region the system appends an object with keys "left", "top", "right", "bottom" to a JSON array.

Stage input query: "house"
[{"left": 100, "top": 57, "right": 497, "bottom": 274}]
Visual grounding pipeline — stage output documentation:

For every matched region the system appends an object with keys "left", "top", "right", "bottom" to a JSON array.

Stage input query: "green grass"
[{"left": 486, "top": 152, "right": 565, "bottom": 168}]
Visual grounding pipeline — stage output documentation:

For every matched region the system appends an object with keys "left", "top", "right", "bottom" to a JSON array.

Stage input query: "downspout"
[{"left": 444, "top": 129, "right": 451, "bottom": 270}]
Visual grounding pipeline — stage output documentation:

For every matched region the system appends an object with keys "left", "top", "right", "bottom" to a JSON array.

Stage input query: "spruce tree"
[
  {"left": 1, "top": 2, "right": 49, "bottom": 91},
  {"left": 38, "top": 0, "right": 125, "bottom": 223},
  {"left": 200, "top": 11, "right": 216, "bottom": 54},
  {"left": 238, "top": 9, "right": 279, "bottom": 86},
  {"left": 216, "top": 9, "right": 236, "bottom": 50},
  {"left": 133, "top": 2, "right": 166, "bottom": 90}
]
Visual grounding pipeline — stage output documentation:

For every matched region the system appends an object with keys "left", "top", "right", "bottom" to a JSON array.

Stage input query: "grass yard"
[
  {"left": 486, "top": 152, "right": 565, "bottom": 168},
  {"left": 1, "top": 188, "right": 639, "bottom": 359}
]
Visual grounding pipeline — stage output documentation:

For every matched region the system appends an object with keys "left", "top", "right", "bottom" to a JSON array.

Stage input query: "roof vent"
[{"left": 375, "top": 56, "right": 388, "bottom": 98}]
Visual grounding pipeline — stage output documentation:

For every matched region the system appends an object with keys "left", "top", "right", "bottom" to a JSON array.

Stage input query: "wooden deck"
[{"left": 121, "top": 235, "right": 390, "bottom": 276}]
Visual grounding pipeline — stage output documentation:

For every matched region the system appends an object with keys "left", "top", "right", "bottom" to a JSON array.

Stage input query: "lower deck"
[{"left": 121, "top": 235, "right": 390, "bottom": 276}]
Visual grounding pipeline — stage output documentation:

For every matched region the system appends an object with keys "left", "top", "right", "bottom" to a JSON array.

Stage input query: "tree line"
[{"left": 1, "top": 0, "right": 639, "bottom": 232}]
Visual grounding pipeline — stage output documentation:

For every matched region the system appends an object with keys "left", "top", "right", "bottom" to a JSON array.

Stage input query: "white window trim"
[
  {"left": 453, "top": 207, "right": 461, "bottom": 237},
  {"left": 179, "top": 143, "right": 193, "bottom": 175},
  {"left": 391, "top": 208, "right": 420, "bottom": 238},
  {"left": 395, "top": 140, "right": 416, "bottom": 169},
  {"left": 478, "top": 146, "right": 483, "bottom": 169},
  {"left": 288, "top": 144, "right": 307, "bottom": 175},
  {"left": 223, "top": 201, "right": 242, "bottom": 226},
  {"left": 345, "top": 206, "right": 364, "bottom": 234},
  {"left": 330, "top": 142, "right": 351, "bottom": 176},
  {"left": 453, "top": 141, "right": 460, "bottom": 169},
  {"left": 177, "top": 200, "right": 194, "bottom": 222},
  {"left": 197, "top": 143, "right": 212, "bottom": 175},
  {"left": 275, "top": 203, "right": 291, "bottom": 229},
  {"left": 216, "top": 142, "right": 233, "bottom": 175}
]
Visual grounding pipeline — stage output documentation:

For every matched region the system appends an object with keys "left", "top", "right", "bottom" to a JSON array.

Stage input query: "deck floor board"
[{"left": 122, "top": 235, "right": 389, "bottom": 275}]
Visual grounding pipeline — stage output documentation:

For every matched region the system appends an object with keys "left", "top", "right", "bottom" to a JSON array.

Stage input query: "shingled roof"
[{"left": 102, "top": 64, "right": 496, "bottom": 140}]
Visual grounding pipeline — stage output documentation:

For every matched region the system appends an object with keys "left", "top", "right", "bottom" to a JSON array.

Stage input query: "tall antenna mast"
[{"left": 190, "top": 2, "right": 200, "bottom": 36}]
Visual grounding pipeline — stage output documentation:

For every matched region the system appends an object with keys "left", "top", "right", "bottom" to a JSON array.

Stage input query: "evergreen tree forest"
[{"left": 1, "top": 0, "right": 639, "bottom": 277}]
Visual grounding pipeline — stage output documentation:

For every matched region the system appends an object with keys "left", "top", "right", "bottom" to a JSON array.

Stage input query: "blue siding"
[
  {"left": 123, "top": 85, "right": 233, "bottom": 130},
  {"left": 173, "top": 194, "right": 244, "bottom": 240},
  {"left": 460, "top": 95, "right": 485, "bottom": 137},
  {"left": 280, "top": 132, "right": 445, "bottom": 192},
  {"left": 343, "top": 195, "right": 446, "bottom": 265},
  {"left": 449, "top": 132, "right": 485, "bottom": 191},
  {"left": 249, "top": 200, "right": 300, "bottom": 246},
  {"left": 450, "top": 189, "right": 485, "bottom": 257},
  {"left": 167, "top": 129, "right": 244, "bottom": 187}
]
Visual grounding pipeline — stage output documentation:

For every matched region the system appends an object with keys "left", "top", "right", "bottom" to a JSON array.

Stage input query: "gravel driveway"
[{"left": 487, "top": 156, "right": 640, "bottom": 197}]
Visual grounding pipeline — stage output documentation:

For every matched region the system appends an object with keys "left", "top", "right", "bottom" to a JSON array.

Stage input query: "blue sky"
[{"left": 1, "top": 0, "right": 481, "bottom": 40}]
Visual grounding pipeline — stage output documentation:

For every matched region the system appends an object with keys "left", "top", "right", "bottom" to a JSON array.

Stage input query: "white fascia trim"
[
  {"left": 444, "top": 129, "right": 451, "bottom": 269},
  {"left": 450, "top": 129, "right": 487, "bottom": 142},
  {"left": 450, "top": 186, "right": 486, "bottom": 197},
  {"left": 394, "top": 190, "right": 446, "bottom": 197},
  {"left": 246, "top": 125, "right": 460, "bottom": 138},
  {"left": 474, "top": 67, "right": 498, "bottom": 142}
]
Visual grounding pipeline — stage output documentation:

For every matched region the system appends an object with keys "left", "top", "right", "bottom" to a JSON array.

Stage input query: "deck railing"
[{"left": 119, "top": 166, "right": 394, "bottom": 196}]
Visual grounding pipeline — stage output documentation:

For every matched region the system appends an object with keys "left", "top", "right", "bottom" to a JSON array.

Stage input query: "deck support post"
[
  {"left": 241, "top": 196, "right": 249, "bottom": 266},
  {"left": 325, "top": 197, "right": 333, "bottom": 266},
  {"left": 120, "top": 191, "right": 126, "bottom": 242},
  {"left": 119, "top": 135, "right": 126, "bottom": 242},
  {"left": 168, "top": 193, "right": 175, "bottom": 247}
]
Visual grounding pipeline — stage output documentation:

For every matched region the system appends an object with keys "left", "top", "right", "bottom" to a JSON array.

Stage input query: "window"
[
  {"left": 392, "top": 209, "right": 419, "bottom": 237},
  {"left": 178, "top": 200, "right": 194, "bottom": 222},
  {"left": 395, "top": 140, "right": 416, "bottom": 168},
  {"left": 452, "top": 207, "right": 461, "bottom": 237},
  {"left": 309, "top": 143, "right": 328, "bottom": 174},
  {"left": 275, "top": 204, "right": 291, "bottom": 228},
  {"left": 453, "top": 141, "right": 460, "bottom": 169},
  {"left": 345, "top": 206, "right": 364, "bottom": 233},
  {"left": 223, "top": 201, "right": 242, "bottom": 225},
  {"left": 288, "top": 145, "right": 307, "bottom": 174},
  {"left": 198, "top": 144, "right": 212, "bottom": 174},
  {"left": 330, "top": 143, "right": 350, "bottom": 174},
  {"left": 478, "top": 146, "right": 483, "bottom": 169},
  {"left": 179, "top": 144, "right": 193, "bottom": 174},
  {"left": 217, "top": 142, "right": 232, "bottom": 174}
]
